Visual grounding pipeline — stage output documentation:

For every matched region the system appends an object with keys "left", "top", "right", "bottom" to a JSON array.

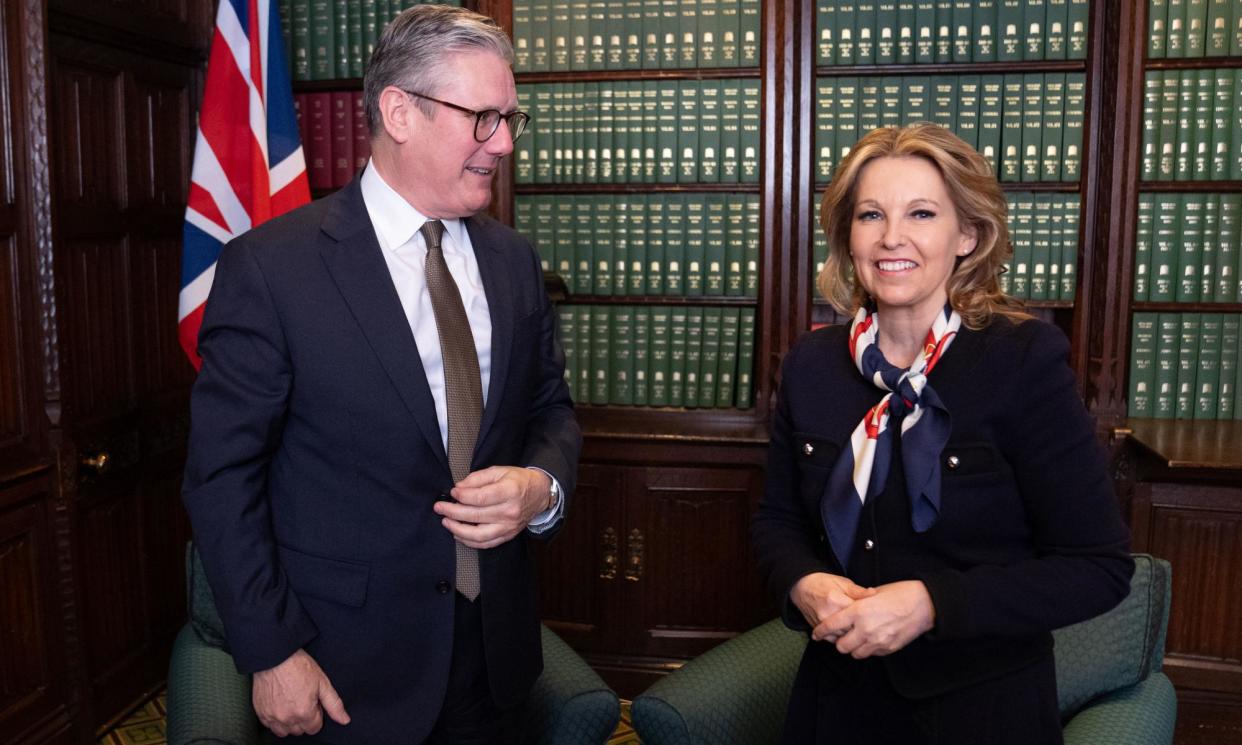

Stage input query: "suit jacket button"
[
  {"left": 436, "top": 580, "right": 451, "bottom": 594},
  {"left": 946, "top": 455, "right": 960, "bottom": 470},
  {"left": 864, "top": 539, "right": 875, "bottom": 551},
  {"left": 802, "top": 442, "right": 814, "bottom": 455}
]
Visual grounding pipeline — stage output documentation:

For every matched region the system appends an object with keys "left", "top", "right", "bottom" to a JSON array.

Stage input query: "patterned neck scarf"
[{"left": 821, "top": 304, "right": 961, "bottom": 572}]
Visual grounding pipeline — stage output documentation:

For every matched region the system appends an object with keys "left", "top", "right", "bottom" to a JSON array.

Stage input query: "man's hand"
[
  {"left": 790, "top": 572, "right": 877, "bottom": 630},
  {"left": 814, "top": 580, "right": 936, "bottom": 659},
  {"left": 435, "top": 466, "right": 554, "bottom": 549},
  {"left": 252, "top": 649, "right": 350, "bottom": 737}
]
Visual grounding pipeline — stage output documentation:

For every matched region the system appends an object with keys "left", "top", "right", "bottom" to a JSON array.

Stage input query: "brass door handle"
[
  {"left": 599, "top": 527, "right": 619, "bottom": 580},
  {"left": 80, "top": 452, "right": 111, "bottom": 473},
  {"left": 624, "top": 528, "right": 644, "bottom": 582}
]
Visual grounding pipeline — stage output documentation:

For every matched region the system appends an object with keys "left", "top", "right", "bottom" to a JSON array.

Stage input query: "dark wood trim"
[
  {"left": 517, "top": 67, "right": 762, "bottom": 83},
  {"left": 563, "top": 295, "right": 758, "bottom": 307},
  {"left": 814, "top": 60, "right": 1087, "bottom": 76},
  {"left": 1138, "top": 181, "right": 1242, "bottom": 192}
]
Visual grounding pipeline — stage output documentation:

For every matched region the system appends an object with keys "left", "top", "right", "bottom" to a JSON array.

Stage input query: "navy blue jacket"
[
  {"left": 182, "top": 176, "right": 581, "bottom": 744},
  {"left": 752, "top": 317, "right": 1132, "bottom": 697}
]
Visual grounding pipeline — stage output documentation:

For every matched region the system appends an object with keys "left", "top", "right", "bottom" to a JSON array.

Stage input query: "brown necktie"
[{"left": 420, "top": 219, "right": 482, "bottom": 601}]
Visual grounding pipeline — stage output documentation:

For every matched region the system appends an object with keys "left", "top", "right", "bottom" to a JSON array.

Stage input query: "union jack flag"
[{"left": 178, "top": 0, "right": 309, "bottom": 368}]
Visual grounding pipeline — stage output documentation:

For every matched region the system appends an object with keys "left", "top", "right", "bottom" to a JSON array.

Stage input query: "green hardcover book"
[
  {"left": 1023, "top": 0, "right": 1045, "bottom": 60},
  {"left": 550, "top": 0, "right": 571, "bottom": 71},
  {"left": 557, "top": 305, "right": 577, "bottom": 399},
  {"left": 725, "top": 195, "right": 746, "bottom": 297},
  {"left": 819, "top": 0, "right": 838, "bottom": 63},
  {"left": 649, "top": 306, "right": 671, "bottom": 406},
  {"left": 530, "top": 85, "right": 551, "bottom": 184},
  {"left": 610, "top": 305, "right": 634, "bottom": 405},
  {"left": 515, "top": 197, "right": 535, "bottom": 238},
  {"left": 610, "top": 82, "right": 629, "bottom": 184},
  {"left": 1235, "top": 70, "right": 1242, "bottom": 178},
  {"left": 741, "top": 0, "right": 762, "bottom": 66},
  {"left": 1219, "top": 314, "right": 1238, "bottom": 418},
  {"left": 998, "top": 0, "right": 1022, "bottom": 60},
  {"left": 532, "top": 196, "right": 555, "bottom": 273},
  {"left": 658, "top": 81, "right": 679, "bottom": 183},
  {"left": 606, "top": 0, "right": 625, "bottom": 69},
  {"left": 550, "top": 83, "right": 566, "bottom": 182},
  {"left": 1001, "top": 194, "right": 1017, "bottom": 294},
  {"left": 704, "top": 195, "right": 727, "bottom": 296},
  {"left": 1177, "top": 194, "right": 1203, "bottom": 303},
  {"left": 720, "top": 0, "right": 740, "bottom": 65},
  {"left": 685, "top": 197, "right": 707, "bottom": 296},
  {"left": 1185, "top": 0, "right": 1209, "bottom": 56},
  {"left": 1175, "top": 313, "right": 1202, "bottom": 419},
  {"left": 590, "top": 305, "right": 612, "bottom": 405},
  {"left": 1218, "top": 194, "right": 1240, "bottom": 303},
  {"left": 817, "top": 78, "right": 838, "bottom": 180},
  {"left": 646, "top": 198, "right": 666, "bottom": 295},
  {"left": 898, "top": 0, "right": 917, "bottom": 62},
  {"left": 531, "top": 0, "right": 551, "bottom": 70},
  {"left": 902, "top": 77, "right": 931, "bottom": 125},
  {"left": 590, "top": 1, "right": 608, "bottom": 70},
  {"left": 627, "top": 81, "right": 645, "bottom": 182},
  {"left": 813, "top": 197, "right": 829, "bottom": 291},
  {"left": 575, "top": 198, "right": 595, "bottom": 295},
  {"left": 596, "top": 84, "right": 615, "bottom": 182},
  {"left": 642, "top": 82, "right": 660, "bottom": 181},
  {"left": 308, "top": 0, "right": 333, "bottom": 80},
  {"left": 1012, "top": 193, "right": 1034, "bottom": 298},
  {"left": 720, "top": 79, "right": 742, "bottom": 182},
  {"left": 1135, "top": 193, "right": 1155, "bottom": 301},
  {"left": 1210, "top": 69, "right": 1234, "bottom": 180},
  {"left": 700, "top": 80, "right": 722, "bottom": 183},
  {"left": 741, "top": 80, "right": 761, "bottom": 182},
  {"left": 1157, "top": 71, "right": 1179, "bottom": 180},
  {"left": 278, "top": 0, "right": 292, "bottom": 75},
  {"left": 628, "top": 195, "right": 648, "bottom": 296},
  {"left": 1030, "top": 194, "right": 1052, "bottom": 300},
  {"left": 838, "top": 0, "right": 858, "bottom": 64},
  {"left": 584, "top": 86, "right": 601, "bottom": 182},
  {"left": 641, "top": 0, "right": 661, "bottom": 68},
  {"left": 515, "top": 87, "right": 535, "bottom": 184},
  {"left": 593, "top": 197, "right": 614, "bottom": 295},
  {"left": 1048, "top": 197, "right": 1063, "bottom": 299},
  {"left": 1141, "top": 73, "right": 1160, "bottom": 180},
  {"left": 952, "top": 0, "right": 972, "bottom": 62},
  {"left": 1233, "top": 0, "right": 1242, "bottom": 55},
  {"left": 554, "top": 200, "right": 576, "bottom": 291},
  {"left": 1202, "top": 194, "right": 1220, "bottom": 301},
  {"left": 632, "top": 306, "right": 650, "bottom": 405},
  {"left": 736, "top": 308, "right": 756, "bottom": 408},
  {"left": 678, "top": 80, "right": 700, "bottom": 183},
  {"left": 1192, "top": 70, "right": 1214, "bottom": 180},
  {"left": 858, "top": 1, "right": 878, "bottom": 63},
  {"left": 975, "top": 0, "right": 998, "bottom": 61},
  {"left": 665, "top": 194, "right": 686, "bottom": 295},
  {"left": 612, "top": 198, "right": 630, "bottom": 294},
  {"left": 571, "top": 82, "right": 586, "bottom": 182},
  {"left": 684, "top": 306, "right": 704, "bottom": 406},
  {"left": 1150, "top": 0, "right": 1169, "bottom": 58},
  {"left": 680, "top": 0, "right": 699, "bottom": 69},
  {"left": 1197, "top": 312, "right": 1223, "bottom": 419},
  {"left": 332, "top": 0, "right": 348, "bottom": 78},
  {"left": 699, "top": 0, "right": 720, "bottom": 66},
  {"left": 1061, "top": 195, "right": 1079, "bottom": 300},
  {"left": 934, "top": 0, "right": 953, "bottom": 62},
  {"left": 878, "top": 1, "right": 899, "bottom": 63},
  {"left": 979, "top": 76, "right": 1003, "bottom": 173},
  {"left": 1067, "top": 0, "right": 1088, "bottom": 58},
  {"left": 1045, "top": 0, "right": 1067, "bottom": 59},
  {"left": 745, "top": 195, "right": 761, "bottom": 297},
  {"left": 836, "top": 77, "right": 860, "bottom": 164},
  {"left": 291, "top": 0, "right": 310, "bottom": 80},
  {"left": 1167, "top": 0, "right": 1187, "bottom": 57},
  {"left": 864, "top": 76, "right": 888, "bottom": 132},
  {"left": 1001, "top": 74, "right": 1024, "bottom": 181},
  {"left": 347, "top": 0, "right": 362, "bottom": 77},
  {"left": 1207, "top": 0, "right": 1231, "bottom": 53},
  {"left": 1021, "top": 73, "right": 1044, "bottom": 181},
  {"left": 569, "top": 0, "right": 589, "bottom": 70},
  {"left": 624, "top": 0, "right": 643, "bottom": 68},
  {"left": 881, "top": 76, "right": 904, "bottom": 130},
  {"left": 957, "top": 76, "right": 981, "bottom": 149},
  {"left": 659, "top": 0, "right": 679, "bottom": 68},
  {"left": 1154, "top": 313, "right": 1181, "bottom": 418},
  {"left": 1151, "top": 193, "right": 1179, "bottom": 302},
  {"left": 669, "top": 307, "right": 688, "bottom": 406},
  {"left": 699, "top": 307, "right": 722, "bottom": 407},
  {"left": 716, "top": 307, "right": 740, "bottom": 407},
  {"left": 1130, "top": 313, "right": 1159, "bottom": 417},
  {"left": 576, "top": 306, "right": 592, "bottom": 401},
  {"left": 1063, "top": 72, "right": 1083, "bottom": 180},
  {"left": 915, "top": 0, "right": 936, "bottom": 63},
  {"left": 1041, "top": 73, "right": 1065, "bottom": 182}
]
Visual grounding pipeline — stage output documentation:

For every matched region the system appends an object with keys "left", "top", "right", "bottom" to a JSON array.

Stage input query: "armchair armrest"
[
  {"left": 521, "top": 626, "right": 621, "bottom": 745},
  {"left": 167, "top": 625, "right": 268, "bottom": 745},
  {"left": 1062, "top": 672, "right": 1177, "bottom": 745}
]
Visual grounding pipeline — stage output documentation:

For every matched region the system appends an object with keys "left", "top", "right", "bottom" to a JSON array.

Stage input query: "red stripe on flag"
[
  {"left": 271, "top": 175, "right": 311, "bottom": 216},
  {"left": 199, "top": 29, "right": 260, "bottom": 218},
  {"left": 188, "top": 182, "right": 231, "bottom": 234},
  {"left": 249, "top": 0, "right": 264, "bottom": 99},
  {"left": 179, "top": 302, "right": 207, "bottom": 371}
]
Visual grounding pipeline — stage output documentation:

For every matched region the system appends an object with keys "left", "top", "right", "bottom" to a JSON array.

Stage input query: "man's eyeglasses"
[{"left": 402, "top": 89, "right": 530, "bottom": 143}]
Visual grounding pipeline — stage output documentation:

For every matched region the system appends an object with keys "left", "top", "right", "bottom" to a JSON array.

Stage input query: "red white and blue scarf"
[{"left": 821, "top": 304, "right": 961, "bottom": 571}]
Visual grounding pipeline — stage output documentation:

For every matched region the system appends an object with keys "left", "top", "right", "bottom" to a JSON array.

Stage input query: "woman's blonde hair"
[{"left": 817, "top": 123, "right": 1030, "bottom": 329}]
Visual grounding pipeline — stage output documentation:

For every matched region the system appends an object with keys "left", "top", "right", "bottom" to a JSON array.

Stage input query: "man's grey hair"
[{"left": 364, "top": 4, "right": 515, "bottom": 136}]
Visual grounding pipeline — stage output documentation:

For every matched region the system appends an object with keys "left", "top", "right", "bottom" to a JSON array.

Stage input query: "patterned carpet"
[{"left": 98, "top": 693, "right": 640, "bottom": 744}]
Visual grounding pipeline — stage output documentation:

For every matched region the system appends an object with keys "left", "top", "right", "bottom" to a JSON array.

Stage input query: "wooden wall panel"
[
  {"left": 58, "top": 239, "right": 134, "bottom": 422},
  {"left": 0, "top": 235, "right": 26, "bottom": 449},
  {"left": 49, "top": 60, "right": 123, "bottom": 209}
]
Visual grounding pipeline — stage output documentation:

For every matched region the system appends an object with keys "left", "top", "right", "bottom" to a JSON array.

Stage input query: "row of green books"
[
  {"left": 817, "top": 0, "right": 1090, "bottom": 65},
  {"left": 1129, "top": 313, "right": 1241, "bottom": 420},
  {"left": 512, "top": 0, "right": 761, "bottom": 72},
  {"left": 515, "top": 80, "right": 761, "bottom": 185},
  {"left": 816, "top": 73, "right": 1085, "bottom": 183},
  {"left": 518, "top": 193, "right": 761, "bottom": 298},
  {"left": 280, "top": 0, "right": 461, "bottom": 82},
  {"left": 1141, "top": 69, "right": 1242, "bottom": 182},
  {"left": 1134, "top": 193, "right": 1240, "bottom": 304},
  {"left": 558, "top": 305, "right": 756, "bottom": 409},
  {"left": 1147, "top": 0, "right": 1242, "bottom": 58}
]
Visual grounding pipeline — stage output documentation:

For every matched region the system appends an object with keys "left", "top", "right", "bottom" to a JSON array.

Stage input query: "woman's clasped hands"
[{"left": 791, "top": 574, "right": 937, "bottom": 660}]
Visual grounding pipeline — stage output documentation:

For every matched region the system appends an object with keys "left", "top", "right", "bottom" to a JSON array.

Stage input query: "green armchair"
[
  {"left": 167, "top": 545, "right": 620, "bottom": 745},
  {"left": 633, "top": 554, "right": 1176, "bottom": 745}
]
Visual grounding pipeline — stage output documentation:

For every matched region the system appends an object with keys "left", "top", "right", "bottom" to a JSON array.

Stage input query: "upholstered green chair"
[
  {"left": 167, "top": 545, "right": 621, "bottom": 745},
  {"left": 632, "top": 554, "right": 1176, "bottom": 745}
]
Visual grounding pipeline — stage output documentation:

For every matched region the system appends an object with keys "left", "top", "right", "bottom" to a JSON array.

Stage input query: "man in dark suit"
[{"left": 181, "top": 7, "right": 580, "bottom": 744}]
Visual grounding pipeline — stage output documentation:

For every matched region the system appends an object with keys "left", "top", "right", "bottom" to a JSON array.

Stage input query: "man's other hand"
[
  {"left": 253, "top": 648, "right": 350, "bottom": 737},
  {"left": 436, "top": 466, "right": 555, "bottom": 549}
]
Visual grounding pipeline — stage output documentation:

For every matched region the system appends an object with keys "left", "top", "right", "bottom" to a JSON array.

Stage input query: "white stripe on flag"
[
  {"left": 270, "top": 147, "right": 307, "bottom": 193},
  {"left": 177, "top": 261, "right": 217, "bottom": 322},
  {"left": 191, "top": 129, "right": 253, "bottom": 236},
  {"left": 186, "top": 206, "right": 236, "bottom": 245}
]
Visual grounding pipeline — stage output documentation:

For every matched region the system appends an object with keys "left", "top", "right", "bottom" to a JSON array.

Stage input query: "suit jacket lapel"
[
  {"left": 317, "top": 178, "right": 450, "bottom": 471},
  {"left": 467, "top": 215, "right": 513, "bottom": 451}
]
